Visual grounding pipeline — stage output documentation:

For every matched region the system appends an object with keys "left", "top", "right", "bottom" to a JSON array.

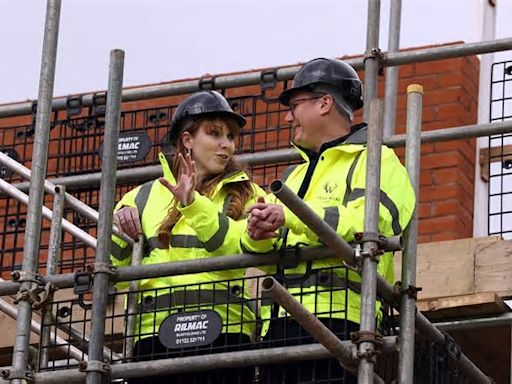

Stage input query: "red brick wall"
[
  {"left": 391, "top": 55, "right": 479, "bottom": 242},
  {"left": 0, "top": 43, "right": 480, "bottom": 253}
]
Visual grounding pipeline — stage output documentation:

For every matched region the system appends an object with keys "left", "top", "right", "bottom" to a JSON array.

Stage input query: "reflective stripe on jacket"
[{"left": 110, "top": 152, "right": 273, "bottom": 339}]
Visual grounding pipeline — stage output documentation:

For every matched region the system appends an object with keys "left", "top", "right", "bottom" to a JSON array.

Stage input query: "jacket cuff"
[
  {"left": 240, "top": 232, "right": 275, "bottom": 254},
  {"left": 177, "top": 193, "right": 210, "bottom": 218}
]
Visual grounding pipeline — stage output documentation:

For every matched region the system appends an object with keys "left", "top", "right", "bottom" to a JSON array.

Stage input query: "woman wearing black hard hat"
[{"left": 111, "top": 91, "right": 272, "bottom": 384}]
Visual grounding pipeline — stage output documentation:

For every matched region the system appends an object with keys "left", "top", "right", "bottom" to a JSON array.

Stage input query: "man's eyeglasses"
[{"left": 288, "top": 95, "right": 324, "bottom": 117}]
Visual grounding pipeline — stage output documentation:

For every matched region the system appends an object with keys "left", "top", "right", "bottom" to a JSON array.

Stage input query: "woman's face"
[{"left": 182, "top": 119, "right": 237, "bottom": 178}]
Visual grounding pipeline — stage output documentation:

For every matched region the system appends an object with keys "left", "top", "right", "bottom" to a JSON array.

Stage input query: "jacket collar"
[
  {"left": 292, "top": 123, "right": 368, "bottom": 161},
  {"left": 158, "top": 153, "right": 177, "bottom": 184}
]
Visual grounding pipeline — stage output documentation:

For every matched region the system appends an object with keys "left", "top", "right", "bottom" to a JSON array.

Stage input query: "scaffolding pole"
[
  {"left": 6, "top": 340, "right": 399, "bottom": 384},
  {"left": 397, "top": 85, "right": 423, "bottom": 383},
  {"left": 362, "top": 0, "right": 381, "bottom": 123},
  {"left": 0, "top": 247, "right": 339, "bottom": 296},
  {"left": 269, "top": 181, "right": 491, "bottom": 383},
  {"left": 45, "top": 186, "right": 65, "bottom": 277},
  {"left": 38, "top": 185, "right": 65, "bottom": 370},
  {"left": 10, "top": 119, "right": 511, "bottom": 192},
  {"left": 0, "top": 38, "right": 511, "bottom": 118},
  {"left": 85, "top": 49, "right": 124, "bottom": 384},
  {"left": 358, "top": 99, "right": 384, "bottom": 384},
  {"left": 123, "top": 235, "right": 144, "bottom": 360},
  {"left": 434, "top": 313, "right": 512, "bottom": 331},
  {"left": 8, "top": 1, "right": 61, "bottom": 383},
  {"left": 383, "top": 0, "right": 402, "bottom": 137}
]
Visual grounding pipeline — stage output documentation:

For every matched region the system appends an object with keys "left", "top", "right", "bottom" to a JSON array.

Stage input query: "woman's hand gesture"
[{"left": 159, "top": 153, "right": 197, "bottom": 206}]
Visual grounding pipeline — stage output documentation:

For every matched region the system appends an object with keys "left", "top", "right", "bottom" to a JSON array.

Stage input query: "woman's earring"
[{"left": 186, "top": 147, "right": 191, "bottom": 156}]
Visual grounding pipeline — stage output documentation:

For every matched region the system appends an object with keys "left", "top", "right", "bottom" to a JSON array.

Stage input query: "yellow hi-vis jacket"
[
  {"left": 251, "top": 124, "right": 415, "bottom": 335},
  {"left": 110, "top": 153, "right": 272, "bottom": 341}
]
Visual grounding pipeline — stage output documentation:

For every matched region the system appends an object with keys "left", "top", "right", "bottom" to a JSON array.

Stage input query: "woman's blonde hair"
[{"left": 157, "top": 116, "right": 254, "bottom": 246}]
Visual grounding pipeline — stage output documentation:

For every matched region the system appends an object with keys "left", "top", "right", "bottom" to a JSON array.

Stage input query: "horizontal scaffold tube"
[
  {"left": 270, "top": 181, "right": 493, "bottom": 384},
  {"left": 10, "top": 120, "right": 512, "bottom": 192},
  {"left": 0, "top": 38, "right": 511, "bottom": 118},
  {"left": 0, "top": 246, "right": 337, "bottom": 296},
  {"left": 5, "top": 340, "right": 398, "bottom": 384}
]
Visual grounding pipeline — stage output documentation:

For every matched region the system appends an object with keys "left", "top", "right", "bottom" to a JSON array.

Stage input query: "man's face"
[{"left": 285, "top": 91, "right": 324, "bottom": 150}]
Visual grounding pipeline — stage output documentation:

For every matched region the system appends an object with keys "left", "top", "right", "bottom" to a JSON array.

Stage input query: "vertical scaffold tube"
[
  {"left": 363, "top": 0, "right": 381, "bottom": 122},
  {"left": 85, "top": 49, "right": 125, "bottom": 384},
  {"left": 39, "top": 185, "right": 66, "bottom": 369},
  {"left": 124, "top": 235, "right": 144, "bottom": 360},
  {"left": 383, "top": 0, "right": 402, "bottom": 137},
  {"left": 357, "top": 99, "right": 384, "bottom": 384},
  {"left": 397, "top": 84, "right": 423, "bottom": 383},
  {"left": 10, "top": 1, "right": 61, "bottom": 382}
]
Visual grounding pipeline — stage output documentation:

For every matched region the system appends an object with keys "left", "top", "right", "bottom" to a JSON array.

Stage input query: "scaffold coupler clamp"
[
  {"left": 279, "top": 243, "right": 305, "bottom": 269},
  {"left": 350, "top": 330, "right": 383, "bottom": 362},
  {"left": 393, "top": 281, "right": 422, "bottom": 302},
  {"left": 79, "top": 360, "right": 111, "bottom": 377},
  {"left": 260, "top": 68, "right": 279, "bottom": 102},
  {"left": 363, "top": 47, "right": 386, "bottom": 75},
  {"left": 87, "top": 261, "right": 117, "bottom": 277},
  {"left": 442, "top": 331, "right": 462, "bottom": 370},
  {"left": 0, "top": 368, "right": 34, "bottom": 382},
  {"left": 11, "top": 271, "right": 44, "bottom": 285},
  {"left": 354, "top": 232, "right": 403, "bottom": 254},
  {"left": 354, "top": 232, "right": 384, "bottom": 266},
  {"left": 11, "top": 271, "right": 55, "bottom": 309},
  {"left": 74, "top": 262, "right": 117, "bottom": 295},
  {"left": 198, "top": 75, "right": 216, "bottom": 90},
  {"left": 32, "top": 282, "right": 58, "bottom": 310}
]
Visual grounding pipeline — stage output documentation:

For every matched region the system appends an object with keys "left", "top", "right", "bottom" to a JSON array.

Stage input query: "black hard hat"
[
  {"left": 279, "top": 58, "right": 363, "bottom": 112},
  {"left": 168, "top": 90, "right": 246, "bottom": 145}
]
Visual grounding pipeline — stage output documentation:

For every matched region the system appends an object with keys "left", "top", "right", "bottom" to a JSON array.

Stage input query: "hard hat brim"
[{"left": 278, "top": 84, "right": 314, "bottom": 106}]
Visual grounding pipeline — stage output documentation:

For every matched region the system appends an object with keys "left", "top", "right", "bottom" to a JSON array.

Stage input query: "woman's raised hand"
[{"left": 159, "top": 152, "right": 197, "bottom": 206}]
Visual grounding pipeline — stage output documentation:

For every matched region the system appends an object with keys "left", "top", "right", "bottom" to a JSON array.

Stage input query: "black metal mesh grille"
[
  {"left": 35, "top": 268, "right": 469, "bottom": 383},
  {"left": 488, "top": 60, "right": 512, "bottom": 239}
]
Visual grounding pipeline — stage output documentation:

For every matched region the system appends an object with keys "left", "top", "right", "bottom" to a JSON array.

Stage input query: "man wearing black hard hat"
[{"left": 246, "top": 58, "right": 415, "bottom": 384}]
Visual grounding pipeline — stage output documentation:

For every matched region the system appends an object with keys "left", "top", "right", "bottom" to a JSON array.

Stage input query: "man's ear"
[
  {"left": 181, "top": 131, "right": 192, "bottom": 150},
  {"left": 318, "top": 94, "right": 334, "bottom": 116}
]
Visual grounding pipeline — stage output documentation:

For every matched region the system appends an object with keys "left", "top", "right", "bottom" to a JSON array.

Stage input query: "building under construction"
[{"left": 0, "top": 0, "right": 511, "bottom": 383}]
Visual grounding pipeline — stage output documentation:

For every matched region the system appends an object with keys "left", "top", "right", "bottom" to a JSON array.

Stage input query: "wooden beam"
[
  {"left": 475, "top": 238, "right": 512, "bottom": 295},
  {"left": 418, "top": 292, "right": 509, "bottom": 320}
]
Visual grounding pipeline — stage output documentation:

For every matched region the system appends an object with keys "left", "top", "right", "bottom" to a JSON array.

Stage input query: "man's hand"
[
  {"left": 246, "top": 197, "right": 284, "bottom": 240},
  {"left": 113, "top": 207, "right": 141, "bottom": 241}
]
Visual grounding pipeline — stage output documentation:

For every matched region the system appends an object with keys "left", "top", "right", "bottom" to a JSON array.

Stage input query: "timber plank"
[
  {"left": 475, "top": 239, "right": 512, "bottom": 295},
  {"left": 418, "top": 292, "right": 509, "bottom": 320}
]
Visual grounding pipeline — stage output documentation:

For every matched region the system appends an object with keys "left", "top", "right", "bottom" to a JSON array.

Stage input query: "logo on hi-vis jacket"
[{"left": 323, "top": 181, "right": 338, "bottom": 194}]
